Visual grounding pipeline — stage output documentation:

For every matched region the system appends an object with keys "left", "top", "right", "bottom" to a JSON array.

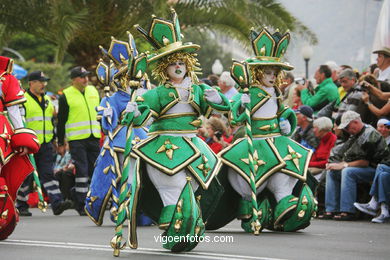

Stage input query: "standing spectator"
[
  {"left": 292, "top": 105, "right": 319, "bottom": 151},
  {"left": 322, "top": 111, "right": 389, "bottom": 220},
  {"left": 373, "top": 46, "right": 390, "bottom": 83},
  {"left": 298, "top": 65, "right": 340, "bottom": 112},
  {"left": 218, "top": 71, "right": 237, "bottom": 100},
  {"left": 308, "top": 117, "right": 337, "bottom": 180},
  {"left": 280, "top": 72, "right": 296, "bottom": 108},
  {"left": 57, "top": 66, "right": 101, "bottom": 216},
  {"left": 17, "top": 71, "right": 72, "bottom": 216}
]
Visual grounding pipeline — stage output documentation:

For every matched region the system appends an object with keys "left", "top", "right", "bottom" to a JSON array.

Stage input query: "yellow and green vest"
[
  {"left": 63, "top": 85, "right": 101, "bottom": 141},
  {"left": 24, "top": 92, "right": 54, "bottom": 144}
]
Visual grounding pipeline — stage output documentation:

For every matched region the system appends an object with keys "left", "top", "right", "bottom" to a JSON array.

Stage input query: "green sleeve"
[
  {"left": 228, "top": 93, "right": 247, "bottom": 125},
  {"left": 198, "top": 83, "right": 231, "bottom": 115},
  {"left": 300, "top": 88, "right": 327, "bottom": 108}
]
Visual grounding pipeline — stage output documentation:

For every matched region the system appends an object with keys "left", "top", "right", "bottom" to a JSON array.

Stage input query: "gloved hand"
[
  {"left": 279, "top": 118, "right": 291, "bottom": 135},
  {"left": 204, "top": 88, "right": 222, "bottom": 104},
  {"left": 240, "top": 94, "right": 250, "bottom": 108},
  {"left": 103, "top": 107, "right": 113, "bottom": 119},
  {"left": 125, "top": 102, "right": 141, "bottom": 117}
]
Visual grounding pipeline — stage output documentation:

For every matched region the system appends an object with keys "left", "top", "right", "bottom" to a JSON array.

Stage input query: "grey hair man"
[{"left": 218, "top": 71, "right": 237, "bottom": 100}]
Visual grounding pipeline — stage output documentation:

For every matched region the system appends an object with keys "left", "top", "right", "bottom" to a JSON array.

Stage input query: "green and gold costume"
[
  {"left": 206, "top": 28, "right": 317, "bottom": 233},
  {"left": 122, "top": 9, "right": 229, "bottom": 252}
]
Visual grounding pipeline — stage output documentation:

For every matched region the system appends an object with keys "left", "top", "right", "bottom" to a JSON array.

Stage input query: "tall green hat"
[
  {"left": 134, "top": 8, "right": 200, "bottom": 63},
  {"left": 245, "top": 28, "right": 293, "bottom": 71}
]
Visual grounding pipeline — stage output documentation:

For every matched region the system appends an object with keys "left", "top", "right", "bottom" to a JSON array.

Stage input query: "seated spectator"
[
  {"left": 320, "top": 111, "right": 389, "bottom": 220},
  {"left": 354, "top": 159, "right": 390, "bottom": 223},
  {"left": 54, "top": 143, "right": 75, "bottom": 201},
  {"left": 204, "top": 117, "right": 232, "bottom": 153},
  {"left": 361, "top": 79, "right": 390, "bottom": 118},
  {"left": 292, "top": 105, "right": 319, "bottom": 151},
  {"left": 298, "top": 65, "right": 340, "bottom": 112},
  {"left": 280, "top": 72, "right": 296, "bottom": 108},
  {"left": 376, "top": 118, "right": 390, "bottom": 146},
  {"left": 292, "top": 87, "right": 303, "bottom": 110},
  {"left": 309, "top": 117, "right": 337, "bottom": 181}
]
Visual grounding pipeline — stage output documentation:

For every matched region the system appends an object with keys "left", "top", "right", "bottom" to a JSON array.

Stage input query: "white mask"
[
  {"left": 167, "top": 61, "right": 187, "bottom": 81},
  {"left": 262, "top": 68, "right": 278, "bottom": 87}
]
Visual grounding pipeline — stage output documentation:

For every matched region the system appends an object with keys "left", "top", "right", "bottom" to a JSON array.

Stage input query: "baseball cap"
[
  {"left": 70, "top": 66, "right": 91, "bottom": 79},
  {"left": 28, "top": 71, "right": 50, "bottom": 82},
  {"left": 296, "top": 105, "right": 314, "bottom": 119},
  {"left": 338, "top": 111, "right": 361, "bottom": 129}
]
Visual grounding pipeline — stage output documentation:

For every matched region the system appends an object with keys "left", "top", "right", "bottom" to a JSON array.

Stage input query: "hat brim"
[
  {"left": 246, "top": 57, "right": 294, "bottom": 71},
  {"left": 71, "top": 71, "right": 91, "bottom": 79},
  {"left": 148, "top": 43, "right": 200, "bottom": 63},
  {"left": 373, "top": 50, "right": 390, "bottom": 56}
]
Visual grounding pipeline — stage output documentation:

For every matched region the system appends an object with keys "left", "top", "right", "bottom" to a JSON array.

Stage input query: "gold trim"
[
  {"left": 147, "top": 129, "right": 197, "bottom": 136},
  {"left": 13, "top": 128, "right": 37, "bottom": 136},
  {"left": 252, "top": 29, "right": 276, "bottom": 57},
  {"left": 159, "top": 112, "right": 197, "bottom": 120},
  {"left": 148, "top": 43, "right": 201, "bottom": 63},
  {"left": 133, "top": 135, "right": 200, "bottom": 175},
  {"left": 149, "top": 19, "right": 177, "bottom": 47},
  {"left": 5, "top": 97, "right": 27, "bottom": 107},
  {"left": 187, "top": 147, "right": 223, "bottom": 190},
  {"left": 218, "top": 137, "right": 285, "bottom": 188},
  {"left": 160, "top": 96, "right": 179, "bottom": 116},
  {"left": 252, "top": 115, "right": 277, "bottom": 120},
  {"left": 254, "top": 56, "right": 281, "bottom": 62},
  {"left": 274, "top": 204, "right": 297, "bottom": 227},
  {"left": 85, "top": 186, "right": 113, "bottom": 226},
  {"left": 128, "top": 156, "right": 141, "bottom": 249},
  {"left": 252, "top": 133, "right": 280, "bottom": 138}
]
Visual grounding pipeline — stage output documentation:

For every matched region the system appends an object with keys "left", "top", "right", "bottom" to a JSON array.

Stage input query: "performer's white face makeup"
[
  {"left": 261, "top": 68, "right": 278, "bottom": 87},
  {"left": 167, "top": 60, "right": 187, "bottom": 82}
]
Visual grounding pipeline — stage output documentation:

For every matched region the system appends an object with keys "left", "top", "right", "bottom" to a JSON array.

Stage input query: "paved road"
[{"left": 1, "top": 208, "right": 389, "bottom": 260}]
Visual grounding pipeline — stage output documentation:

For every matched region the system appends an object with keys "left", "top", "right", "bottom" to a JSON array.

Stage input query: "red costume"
[
  {"left": 0, "top": 56, "right": 40, "bottom": 240},
  {"left": 309, "top": 131, "right": 337, "bottom": 168}
]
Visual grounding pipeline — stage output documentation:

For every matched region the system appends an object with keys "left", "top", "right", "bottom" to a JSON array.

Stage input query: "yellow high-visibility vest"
[
  {"left": 24, "top": 92, "right": 54, "bottom": 144},
  {"left": 63, "top": 85, "right": 101, "bottom": 141}
]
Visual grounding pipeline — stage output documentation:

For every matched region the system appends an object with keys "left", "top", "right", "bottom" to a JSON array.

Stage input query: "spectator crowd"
[{"left": 14, "top": 45, "right": 390, "bottom": 224}]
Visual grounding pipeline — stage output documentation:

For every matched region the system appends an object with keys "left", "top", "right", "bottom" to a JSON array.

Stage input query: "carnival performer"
[
  {"left": 0, "top": 56, "right": 40, "bottom": 240},
  {"left": 115, "top": 9, "right": 230, "bottom": 253},
  {"left": 207, "top": 28, "right": 317, "bottom": 234},
  {"left": 85, "top": 34, "right": 150, "bottom": 225}
]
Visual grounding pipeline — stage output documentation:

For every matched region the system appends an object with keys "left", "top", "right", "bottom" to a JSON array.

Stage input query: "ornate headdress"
[
  {"left": 246, "top": 28, "right": 293, "bottom": 70},
  {"left": 230, "top": 28, "right": 293, "bottom": 90},
  {"left": 96, "top": 32, "right": 148, "bottom": 92},
  {"left": 134, "top": 8, "right": 200, "bottom": 63}
]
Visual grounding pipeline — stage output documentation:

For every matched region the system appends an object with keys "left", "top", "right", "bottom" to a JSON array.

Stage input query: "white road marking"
[{"left": 1, "top": 239, "right": 288, "bottom": 260}]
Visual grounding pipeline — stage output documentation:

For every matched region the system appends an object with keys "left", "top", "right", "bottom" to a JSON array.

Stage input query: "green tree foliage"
[
  {"left": 0, "top": 0, "right": 317, "bottom": 69},
  {"left": 18, "top": 61, "right": 72, "bottom": 94}
]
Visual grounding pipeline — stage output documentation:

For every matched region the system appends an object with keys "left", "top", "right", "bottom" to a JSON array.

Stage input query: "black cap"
[
  {"left": 296, "top": 105, "right": 313, "bottom": 119},
  {"left": 70, "top": 66, "right": 91, "bottom": 79},
  {"left": 28, "top": 71, "right": 50, "bottom": 82}
]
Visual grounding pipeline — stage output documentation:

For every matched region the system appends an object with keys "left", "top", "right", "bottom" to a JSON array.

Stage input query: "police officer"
[
  {"left": 18, "top": 70, "right": 72, "bottom": 216},
  {"left": 57, "top": 66, "right": 101, "bottom": 216}
]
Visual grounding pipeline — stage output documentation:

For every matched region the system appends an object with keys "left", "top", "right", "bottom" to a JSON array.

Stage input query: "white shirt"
[{"left": 378, "top": 66, "right": 390, "bottom": 82}]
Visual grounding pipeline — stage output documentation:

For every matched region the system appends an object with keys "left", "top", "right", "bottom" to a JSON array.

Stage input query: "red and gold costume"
[{"left": 0, "top": 56, "right": 40, "bottom": 240}]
